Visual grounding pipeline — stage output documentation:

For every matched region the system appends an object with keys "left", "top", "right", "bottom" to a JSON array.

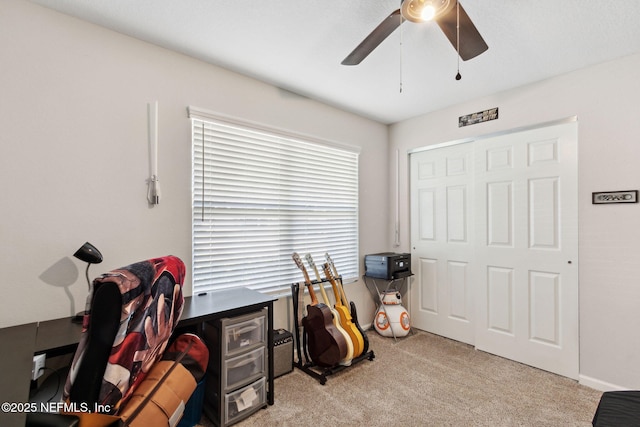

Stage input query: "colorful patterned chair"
[{"left": 63, "top": 255, "right": 186, "bottom": 413}]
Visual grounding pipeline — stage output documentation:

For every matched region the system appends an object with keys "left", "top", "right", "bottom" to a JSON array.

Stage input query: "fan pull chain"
[{"left": 455, "top": 1, "right": 462, "bottom": 80}]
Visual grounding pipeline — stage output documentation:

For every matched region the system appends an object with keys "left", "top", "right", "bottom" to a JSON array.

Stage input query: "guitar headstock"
[
  {"left": 292, "top": 252, "right": 311, "bottom": 284},
  {"left": 304, "top": 253, "right": 321, "bottom": 281},
  {"left": 322, "top": 262, "right": 335, "bottom": 282},
  {"left": 324, "top": 252, "right": 339, "bottom": 277}
]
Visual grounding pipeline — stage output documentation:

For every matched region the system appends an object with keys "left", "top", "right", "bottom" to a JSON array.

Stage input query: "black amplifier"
[
  {"left": 364, "top": 252, "right": 411, "bottom": 280},
  {"left": 273, "top": 329, "right": 293, "bottom": 378}
]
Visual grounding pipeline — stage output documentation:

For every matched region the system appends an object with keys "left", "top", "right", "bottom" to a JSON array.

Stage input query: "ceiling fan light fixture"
[
  {"left": 421, "top": 5, "right": 436, "bottom": 21},
  {"left": 401, "top": 0, "right": 456, "bottom": 23}
]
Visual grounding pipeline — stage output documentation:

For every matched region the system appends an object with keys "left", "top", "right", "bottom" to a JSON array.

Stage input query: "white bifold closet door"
[{"left": 410, "top": 120, "right": 579, "bottom": 379}]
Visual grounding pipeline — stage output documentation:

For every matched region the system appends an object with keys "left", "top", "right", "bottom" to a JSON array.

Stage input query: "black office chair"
[{"left": 593, "top": 390, "right": 640, "bottom": 426}]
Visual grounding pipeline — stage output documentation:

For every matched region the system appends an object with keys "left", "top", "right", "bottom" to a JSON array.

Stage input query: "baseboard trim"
[{"left": 580, "top": 374, "right": 629, "bottom": 392}]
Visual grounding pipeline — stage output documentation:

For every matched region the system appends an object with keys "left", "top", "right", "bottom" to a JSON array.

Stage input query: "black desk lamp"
[{"left": 72, "top": 242, "right": 103, "bottom": 323}]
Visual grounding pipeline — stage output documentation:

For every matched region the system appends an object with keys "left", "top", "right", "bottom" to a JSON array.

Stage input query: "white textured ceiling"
[{"left": 29, "top": 0, "right": 640, "bottom": 124}]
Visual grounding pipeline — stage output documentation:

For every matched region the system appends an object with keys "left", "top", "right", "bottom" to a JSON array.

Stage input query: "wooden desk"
[{"left": 0, "top": 287, "right": 276, "bottom": 427}]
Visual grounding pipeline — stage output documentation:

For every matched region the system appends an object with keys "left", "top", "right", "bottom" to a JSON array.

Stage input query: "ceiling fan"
[{"left": 341, "top": 0, "right": 488, "bottom": 66}]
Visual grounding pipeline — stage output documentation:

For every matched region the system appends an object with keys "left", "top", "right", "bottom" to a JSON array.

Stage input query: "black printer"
[{"left": 364, "top": 252, "right": 411, "bottom": 280}]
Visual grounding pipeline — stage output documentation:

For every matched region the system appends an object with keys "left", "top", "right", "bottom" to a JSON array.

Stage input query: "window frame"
[{"left": 189, "top": 106, "right": 360, "bottom": 296}]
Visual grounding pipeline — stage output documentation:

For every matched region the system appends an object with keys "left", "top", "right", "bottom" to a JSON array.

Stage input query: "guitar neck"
[
  {"left": 322, "top": 263, "right": 345, "bottom": 308},
  {"left": 325, "top": 253, "right": 349, "bottom": 306},
  {"left": 293, "top": 252, "right": 319, "bottom": 306},
  {"left": 315, "top": 278, "right": 333, "bottom": 307},
  {"left": 305, "top": 257, "right": 331, "bottom": 306},
  {"left": 305, "top": 282, "right": 320, "bottom": 306}
]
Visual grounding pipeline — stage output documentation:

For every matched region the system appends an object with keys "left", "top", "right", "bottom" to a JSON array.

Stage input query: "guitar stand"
[{"left": 291, "top": 282, "right": 375, "bottom": 385}]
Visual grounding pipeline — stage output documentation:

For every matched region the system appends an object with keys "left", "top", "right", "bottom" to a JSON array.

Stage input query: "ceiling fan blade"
[
  {"left": 436, "top": 3, "right": 488, "bottom": 61},
  {"left": 341, "top": 9, "right": 404, "bottom": 66}
]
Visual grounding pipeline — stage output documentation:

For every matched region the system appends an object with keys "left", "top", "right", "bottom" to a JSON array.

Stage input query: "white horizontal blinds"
[{"left": 192, "top": 117, "right": 359, "bottom": 295}]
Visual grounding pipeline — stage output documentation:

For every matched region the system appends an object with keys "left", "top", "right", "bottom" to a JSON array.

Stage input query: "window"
[{"left": 189, "top": 107, "right": 359, "bottom": 296}]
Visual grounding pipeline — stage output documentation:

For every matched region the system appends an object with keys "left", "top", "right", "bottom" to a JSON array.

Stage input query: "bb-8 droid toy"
[{"left": 374, "top": 290, "right": 410, "bottom": 337}]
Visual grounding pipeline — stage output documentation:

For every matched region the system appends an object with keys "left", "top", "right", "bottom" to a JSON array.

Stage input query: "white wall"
[
  {"left": 389, "top": 52, "right": 640, "bottom": 390},
  {"left": 0, "top": 0, "right": 388, "bottom": 330}
]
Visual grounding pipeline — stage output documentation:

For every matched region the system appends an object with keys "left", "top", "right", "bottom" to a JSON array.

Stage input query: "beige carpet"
[{"left": 199, "top": 330, "right": 603, "bottom": 426}]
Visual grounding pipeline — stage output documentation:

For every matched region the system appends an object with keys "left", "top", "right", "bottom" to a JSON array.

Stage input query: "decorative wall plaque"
[
  {"left": 592, "top": 190, "right": 638, "bottom": 204},
  {"left": 459, "top": 107, "right": 498, "bottom": 127}
]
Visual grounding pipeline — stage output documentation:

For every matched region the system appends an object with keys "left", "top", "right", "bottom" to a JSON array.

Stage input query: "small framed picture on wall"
[{"left": 592, "top": 190, "right": 638, "bottom": 204}]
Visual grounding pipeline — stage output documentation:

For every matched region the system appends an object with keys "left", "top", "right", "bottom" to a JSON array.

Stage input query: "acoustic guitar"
[
  {"left": 292, "top": 252, "right": 347, "bottom": 367},
  {"left": 305, "top": 253, "right": 354, "bottom": 366},
  {"left": 322, "top": 262, "right": 364, "bottom": 358},
  {"left": 325, "top": 253, "right": 370, "bottom": 355}
]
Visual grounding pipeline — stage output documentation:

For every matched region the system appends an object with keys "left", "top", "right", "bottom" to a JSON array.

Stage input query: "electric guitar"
[
  {"left": 322, "top": 262, "right": 364, "bottom": 358},
  {"left": 292, "top": 252, "right": 347, "bottom": 367},
  {"left": 305, "top": 253, "right": 354, "bottom": 366},
  {"left": 325, "top": 252, "right": 370, "bottom": 355}
]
